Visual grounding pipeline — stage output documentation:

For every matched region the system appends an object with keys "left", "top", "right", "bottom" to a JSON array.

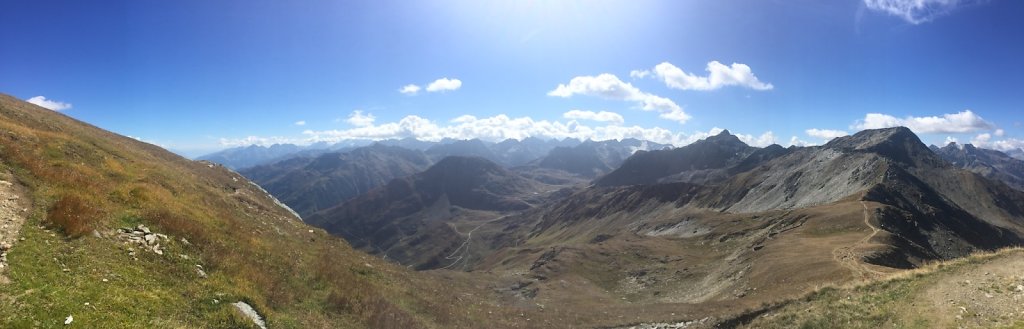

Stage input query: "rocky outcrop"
[{"left": 117, "top": 224, "right": 169, "bottom": 256}]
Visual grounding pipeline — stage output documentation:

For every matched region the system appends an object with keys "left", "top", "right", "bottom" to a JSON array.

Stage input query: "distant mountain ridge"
[
  {"left": 241, "top": 143, "right": 434, "bottom": 217},
  {"left": 932, "top": 142, "right": 1024, "bottom": 191},
  {"left": 594, "top": 130, "right": 757, "bottom": 186},
  {"left": 199, "top": 136, "right": 587, "bottom": 170},
  {"left": 534, "top": 138, "right": 671, "bottom": 178},
  {"left": 196, "top": 140, "right": 369, "bottom": 170}
]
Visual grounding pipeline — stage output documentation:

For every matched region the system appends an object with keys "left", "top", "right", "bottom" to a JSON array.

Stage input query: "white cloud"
[
  {"left": 425, "top": 78, "right": 462, "bottom": 92},
  {"left": 736, "top": 131, "right": 778, "bottom": 147},
  {"left": 562, "top": 110, "right": 624, "bottom": 124},
  {"left": 26, "top": 96, "right": 72, "bottom": 111},
  {"left": 218, "top": 136, "right": 300, "bottom": 148},
  {"left": 853, "top": 110, "right": 995, "bottom": 134},
  {"left": 971, "top": 133, "right": 992, "bottom": 146},
  {"left": 991, "top": 139, "right": 1024, "bottom": 152},
  {"left": 645, "top": 61, "right": 773, "bottom": 91},
  {"left": 944, "top": 136, "right": 959, "bottom": 145},
  {"left": 658, "top": 108, "right": 692, "bottom": 124},
  {"left": 346, "top": 110, "right": 376, "bottom": 127},
  {"left": 399, "top": 84, "right": 421, "bottom": 95},
  {"left": 294, "top": 120, "right": 306, "bottom": 126},
  {"left": 548, "top": 73, "right": 689, "bottom": 124},
  {"left": 221, "top": 112, "right": 779, "bottom": 150},
  {"left": 943, "top": 129, "right": 1024, "bottom": 152},
  {"left": 629, "top": 69, "right": 651, "bottom": 79},
  {"left": 864, "top": 0, "right": 978, "bottom": 24},
  {"left": 805, "top": 128, "right": 849, "bottom": 140},
  {"left": 788, "top": 136, "right": 817, "bottom": 147}
]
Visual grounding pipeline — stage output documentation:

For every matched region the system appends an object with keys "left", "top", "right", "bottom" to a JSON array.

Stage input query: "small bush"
[{"left": 48, "top": 193, "right": 102, "bottom": 237}]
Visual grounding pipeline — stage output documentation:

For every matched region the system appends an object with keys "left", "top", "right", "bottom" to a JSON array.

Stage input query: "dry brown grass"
[
  {"left": 46, "top": 192, "right": 103, "bottom": 237},
  {"left": 0, "top": 93, "right": 523, "bottom": 328}
]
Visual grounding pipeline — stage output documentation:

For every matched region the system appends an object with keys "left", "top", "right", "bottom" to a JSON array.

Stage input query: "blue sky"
[{"left": 2, "top": 0, "right": 1023, "bottom": 157}]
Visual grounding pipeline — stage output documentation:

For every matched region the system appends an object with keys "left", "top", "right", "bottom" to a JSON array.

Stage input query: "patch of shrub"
[{"left": 48, "top": 193, "right": 102, "bottom": 237}]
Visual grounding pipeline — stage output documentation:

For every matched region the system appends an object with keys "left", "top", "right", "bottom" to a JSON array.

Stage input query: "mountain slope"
[
  {"left": 425, "top": 139, "right": 502, "bottom": 164},
  {"left": 241, "top": 144, "right": 434, "bottom": 217},
  {"left": 0, "top": 93, "right": 524, "bottom": 328},
  {"left": 304, "top": 156, "right": 545, "bottom": 269},
  {"left": 594, "top": 130, "right": 757, "bottom": 186},
  {"left": 1007, "top": 148, "right": 1024, "bottom": 161},
  {"left": 740, "top": 248, "right": 1024, "bottom": 328},
  {"left": 691, "top": 128, "right": 1024, "bottom": 260},
  {"left": 535, "top": 139, "right": 669, "bottom": 178},
  {"left": 932, "top": 142, "right": 1024, "bottom": 191},
  {"left": 492, "top": 137, "right": 582, "bottom": 167},
  {"left": 441, "top": 127, "right": 1024, "bottom": 325},
  {"left": 196, "top": 144, "right": 304, "bottom": 170}
]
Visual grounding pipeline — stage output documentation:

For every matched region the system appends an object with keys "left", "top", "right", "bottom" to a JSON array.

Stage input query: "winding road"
[{"left": 440, "top": 214, "right": 511, "bottom": 270}]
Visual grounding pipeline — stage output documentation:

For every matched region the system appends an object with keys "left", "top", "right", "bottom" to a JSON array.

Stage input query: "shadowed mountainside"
[
  {"left": 534, "top": 138, "right": 670, "bottom": 178},
  {"left": 304, "top": 156, "right": 547, "bottom": 269},
  {"left": 241, "top": 144, "right": 434, "bottom": 217},
  {"left": 594, "top": 130, "right": 757, "bottom": 186}
]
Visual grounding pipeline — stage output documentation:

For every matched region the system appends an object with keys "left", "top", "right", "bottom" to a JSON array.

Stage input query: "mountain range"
[
  {"left": 293, "top": 125, "right": 1024, "bottom": 319},
  {"left": 931, "top": 142, "right": 1024, "bottom": 191},
  {"left": 238, "top": 137, "right": 665, "bottom": 219},
  {"left": 6, "top": 91, "right": 1024, "bottom": 327}
]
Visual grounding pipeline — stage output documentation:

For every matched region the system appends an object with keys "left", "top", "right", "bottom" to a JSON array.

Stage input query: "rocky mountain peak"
[
  {"left": 824, "top": 127, "right": 934, "bottom": 164},
  {"left": 706, "top": 129, "right": 742, "bottom": 144}
]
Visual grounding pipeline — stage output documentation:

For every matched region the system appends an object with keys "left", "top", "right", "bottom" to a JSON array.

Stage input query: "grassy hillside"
[
  {"left": 0, "top": 93, "right": 515, "bottom": 328},
  {"left": 740, "top": 247, "right": 1024, "bottom": 328}
]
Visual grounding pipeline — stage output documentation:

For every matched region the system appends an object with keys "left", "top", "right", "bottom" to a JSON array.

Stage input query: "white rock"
[
  {"left": 64, "top": 315, "right": 73, "bottom": 325},
  {"left": 232, "top": 302, "right": 267, "bottom": 329}
]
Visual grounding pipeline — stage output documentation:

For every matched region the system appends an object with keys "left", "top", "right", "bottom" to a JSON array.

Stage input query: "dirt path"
[
  {"left": 918, "top": 251, "right": 1024, "bottom": 328},
  {"left": 440, "top": 214, "right": 510, "bottom": 270},
  {"left": 831, "top": 201, "right": 886, "bottom": 280},
  {"left": 0, "top": 174, "right": 29, "bottom": 284}
]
